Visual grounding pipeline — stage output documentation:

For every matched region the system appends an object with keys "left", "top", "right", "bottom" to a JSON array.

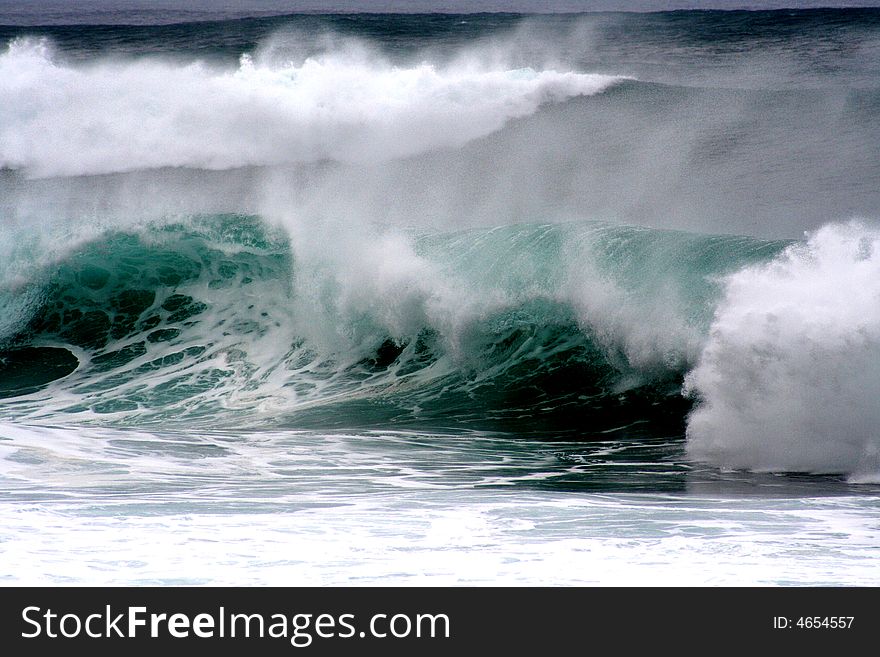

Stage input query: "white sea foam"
[
  {"left": 0, "top": 37, "right": 622, "bottom": 178},
  {"left": 685, "top": 222, "right": 880, "bottom": 481},
  {"left": 0, "top": 424, "right": 877, "bottom": 586}
]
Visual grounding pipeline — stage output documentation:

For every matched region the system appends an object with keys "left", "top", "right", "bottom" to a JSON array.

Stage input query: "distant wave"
[{"left": 0, "top": 37, "right": 623, "bottom": 177}]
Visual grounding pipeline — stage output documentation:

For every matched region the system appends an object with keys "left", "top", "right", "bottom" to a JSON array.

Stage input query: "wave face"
[
  {"left": 2, "top": 9, "right": 880, "bottom": 481},
  {"left": 0, "top": 216, "right": 783, "bottom": 436}
]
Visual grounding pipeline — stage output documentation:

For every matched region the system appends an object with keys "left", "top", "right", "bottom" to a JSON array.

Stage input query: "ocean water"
[{"left": 2, "top": 5, "right": 880, "bottom": 585}]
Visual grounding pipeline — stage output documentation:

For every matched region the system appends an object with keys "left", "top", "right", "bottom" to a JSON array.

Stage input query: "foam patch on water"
[{"left": 1, "top": 495, "right": 877, "bottom": 586}]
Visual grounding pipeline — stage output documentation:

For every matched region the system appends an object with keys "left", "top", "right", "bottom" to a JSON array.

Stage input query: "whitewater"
[{"left": 1, "top": 6, "right": 879, "bottom": 585}]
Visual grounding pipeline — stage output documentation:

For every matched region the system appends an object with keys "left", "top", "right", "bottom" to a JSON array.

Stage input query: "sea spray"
[{"left": 685, "top": 222, "right": 880, "bottom": 481}]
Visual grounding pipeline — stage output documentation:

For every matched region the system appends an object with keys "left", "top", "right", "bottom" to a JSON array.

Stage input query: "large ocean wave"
[
  {"left": 0, "top": 215, "right": 774, "bottom": 426},
  {"left": 4, "top": 212, "right": 879, "bottom": 481},
  {"left": 1, "top": 17, "right": 880, "bottom": 483}
]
